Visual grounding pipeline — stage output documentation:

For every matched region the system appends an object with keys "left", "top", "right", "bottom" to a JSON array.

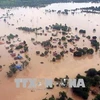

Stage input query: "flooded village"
[{"left": 0, "top": 2, "right": 100, "bottom": 100}]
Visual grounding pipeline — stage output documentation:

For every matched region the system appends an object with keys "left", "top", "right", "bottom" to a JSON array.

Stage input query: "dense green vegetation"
[
  {"left": 0, "top": 0, "right": 100, "bottom": 8},
  {"left": 42, "top": 91, "right": 74, "bottom": 100},
  {"left": 94, "top": 94, "right": 100, "bottom": 100},
  {"left": 72, "top": 68, "right": 100, "bottom": 99},
  {"left": 81, "top": 6, "right": 100, "bottom": 11},
  {"left": 17, "top": 27, "right": 42, "bottom": 32},
  {"left": 52, "top": 23, "right": 71, "bottom": 32}
]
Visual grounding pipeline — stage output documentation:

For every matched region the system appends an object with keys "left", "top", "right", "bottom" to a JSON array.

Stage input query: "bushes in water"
[
  {"left": 7, "top": 34, "right": 18, "bottom": 40},
  {"left": 56, "top": 54, "right": 61, "bottom": 60},
  {"left": 17, "top": 27, "right": 35, "bottom": 32},
  {"left": 62, "top": 31, "right": 67, "bottom": 35},
  {"left": 40, "top": 53, "right": 45, "bottom": 57},
  {"left": 85, "top": 68, "right": 97, "bottom": 77},
  {"left": 52, "top": 57, "right": 56, "bottom": 62},
  {"left": 61, "top": 36, "right": 66, "bottom": 41},
  {"left": 9, "top": 63, "right": 17, "bottom": 74},
  {"left": 60, "top": 51, "right": 64, "bottom": 57},
  {"left": 16, "top": 45, "right": 23, "bottom": 49},
  {"left": 44, "top": 51, "right": 49, "bottom": 56},
  {"left": 91, "top": 40, "right": 99, "bottom": 52},
  {"left": 6, "top": 71, "right": 13, "bottom": 77},
  {"left": 87, "top": 48, "right": 94, "bottom": 54},
  {"left": 73, "top": 48, "right": 94, "bottom": 57},
  {"left": 41, "top": 40, "right": 51, "bottom": 47},
  {"left": 31, "top": 38, "right": 35, "bottom": 41},
  {"left": 52, "top": 23, "right": 70, "bottom": 32},
  {"left": 94, "top": 94, "right": 100, "bottom": 100},
  {"left": 79, "top": 29, "right": 86, "bottom": 34},
  {"left": 42, "top": 91, "right": 73, "bottom": 100},
  {"left": 36, "top": 51, "right": 40, "bottom": 55},
  {"left": 74, "top": 51, "right": 82, "bottom": 57}
]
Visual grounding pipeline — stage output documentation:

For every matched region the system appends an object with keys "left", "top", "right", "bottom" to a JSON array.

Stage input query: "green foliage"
[
  {"left": 86, "top": 68, "right": 97, "bottom": 77},
  {"left": 68, "top": 97, "right": 73, "bottom": 100},
  {"left": 7, "top": 34, "right": 17, "bottom": 40},
  {"left": 79, "top": 29, "right": 86, "bottom": 34},
  {"left": 56, "top": 54, "right": 61, "bottom": 60},
  {"left": 9, "top": 63, "right": 17, "bottom": 74},
  {"left": 31, "top": 38, "right": 35, "bottom": 41},
  {"left": 91, "top": 40, "right": 99, "bottom": 52},
  {"left": 94, "top": 94, "right": 100, "bottom": 100},
  {"left": 24, "top": 46, "right": 28, "bottom": 52},
  {"left": 61, "top": 36, "right": 66, "bottom": 41},
  {"left": 52, "top": 23, "right": 68, "bottom": 31},
  {"left": 62, "top": 31, "right": 67, "bottom": 35},
  {"left": 17, "top": 27, "right": 35, "bottom": 32},
  {"left": 58, "top": 41, "right": 61, "bottom": 45},
  {"left": 87, "top": 48, "right": 94, "bottom": 54},
  {"left": 72, "top": 74, "right": 90, "bottom": 99},
  {"left": 60, "top": 51, "right": 64, "bottom": 57},
  {"left": 59, "top": 91, "right": 68, "bottom": 99},
  {"left": 16, "top": 45, "right": 23, "bottom": 50},
  {"left": 73, "top": 68, "right": 100, "bottom": 99}
]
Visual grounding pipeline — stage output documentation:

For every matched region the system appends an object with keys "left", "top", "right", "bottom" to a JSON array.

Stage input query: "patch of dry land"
[{"left": 0, "top": 6, "right": 100, "bottom": 100}]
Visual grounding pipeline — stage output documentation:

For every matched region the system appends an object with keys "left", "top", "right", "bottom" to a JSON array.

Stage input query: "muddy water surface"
[{"left": 0, "top": 3, "right": 100, "bottom": 100}]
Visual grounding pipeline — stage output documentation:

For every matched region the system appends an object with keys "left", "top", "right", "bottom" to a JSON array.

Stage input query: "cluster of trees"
[
  {"left": 57, "top": 9, "right": 69, "bottom": 15},
  {"left": 7, "top": 60, "right": 29, "bottom": 77},
  {"left": 6, "top": 63, "right": 17, "bottom": 77},
  {"left": 81, "top": 10, "right": 100, "bottom": 14},
  {"left": 79, "top": 29, "right": 86, "bottom": 34},
  {"left": 52, "top": 51, "right": 66, "bottom": 62},
  {"left": 45, "top": 9, "right": 68, "bottom": 15},
  {"left": 71, "top": 6, "right": 100, "bottom": 14},
  {"left": 15, "top": 41, "right": 28, "bottom": 52},
  {"left": 17, "top": 27, "right": 42, "bottom": 32},
  {"left": 74, "top": 47, "right": 94, "bottom": 57},
  {"left": 72, "top": 68, "right": 100, "bottom": 99},
  {"left": 41, "top": 40, "right": 51, "bottom": 47},
  {"left": 7, "top": 34, "right": 18, "bottom": 40},
  {"left": 42, "top": 91, "right": 73, "bottom": 100},
  {"left": 91, "top": 37, "right": 99, "bottom": 52},
  {"left": 94, "top": 94, "right": 100, "bottom": 100},
  {"left": 81, "top": 6, "right": 100, "bottom": 11},
  {"left": 52, "top": 23, "right": 71, "bottom": 32},
  {"left": 17, "top": 27, "right": 35, "bottom": 32}
]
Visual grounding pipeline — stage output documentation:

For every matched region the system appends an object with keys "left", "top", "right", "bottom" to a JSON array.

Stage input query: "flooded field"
[{"left": 0, "top": 3, "right": 100, "bottom": 100}]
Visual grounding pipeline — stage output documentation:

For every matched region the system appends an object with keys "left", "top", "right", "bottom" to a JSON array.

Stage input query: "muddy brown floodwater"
[{"left": 0, "top": 3, "right": 100, "bottom": 100}]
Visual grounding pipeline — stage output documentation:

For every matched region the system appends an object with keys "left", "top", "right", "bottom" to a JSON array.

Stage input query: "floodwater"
[{"left": 0, "top": 3, "right": 100, "bottom": 100}]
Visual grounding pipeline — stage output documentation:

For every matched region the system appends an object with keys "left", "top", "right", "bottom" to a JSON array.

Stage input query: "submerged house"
[
  {"left": 17, "top": 54, "right": 23, "bottom": 59},
  {"left": 15, "top": 65, "right": 22, "bottom": 70}
]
